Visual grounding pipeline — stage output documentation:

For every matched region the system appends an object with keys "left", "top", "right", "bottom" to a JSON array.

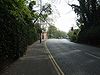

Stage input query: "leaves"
[
  {"left": 0, "top": 0, "right": 40, "bottom": 61},
  {"left": 29, "top": 0, "right": 36, "bottom": 10},
  {"left": 48, "top": 25, "right": 67, "bottom": 38},
  {"left": 69, "top": 0, "right": 100, "bottom": 45}
]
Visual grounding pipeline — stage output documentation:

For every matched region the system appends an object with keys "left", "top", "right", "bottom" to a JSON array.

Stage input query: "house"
[{"left": 41, "top": 32, "right": 48, "bottom": 41}]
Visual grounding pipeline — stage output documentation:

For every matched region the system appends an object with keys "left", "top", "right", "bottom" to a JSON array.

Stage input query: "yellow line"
[{"left": 44, "top": 41, "right": 64, "bottom": 75}]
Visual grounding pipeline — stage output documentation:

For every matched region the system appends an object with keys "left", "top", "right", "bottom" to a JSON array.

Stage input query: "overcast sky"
[{"left": 39, "top": 0, "right": 79, "bottom": 32}]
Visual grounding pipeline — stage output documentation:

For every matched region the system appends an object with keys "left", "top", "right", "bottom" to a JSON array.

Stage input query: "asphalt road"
[{"left": 46, "top": 39, "right": 100, "bottom": 75}]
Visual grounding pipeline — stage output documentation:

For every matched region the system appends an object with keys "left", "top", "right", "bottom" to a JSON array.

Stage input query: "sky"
[{"left": 38, "top": 0, "right": 79, "bottom": 32}]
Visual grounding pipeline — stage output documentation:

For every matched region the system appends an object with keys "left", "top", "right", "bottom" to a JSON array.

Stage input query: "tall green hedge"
[{"left": 0, "top": 0, "right": 40, "bottom": 62}]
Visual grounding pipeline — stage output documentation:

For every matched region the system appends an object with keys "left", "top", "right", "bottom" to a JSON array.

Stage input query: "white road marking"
[{"left": 85, "top": 52, "right": 100, "bottom": 59}]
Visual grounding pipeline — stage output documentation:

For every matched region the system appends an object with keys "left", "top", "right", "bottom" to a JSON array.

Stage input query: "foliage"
[
  {"left": 29, "top": 0, "right": 36, "bottom": 10},
  {"left": 67, "top": 28, "right": 80, "bottom": 42},
  {"left": 33, "top": 3, "right": 52, "bottom": 24},
  {"left": 0, "top": 0, "right": 42, "bottom": 64},
  {"left": 48, "top": 25, "right": 67, "bottom": 39},
  {"left": 70, "top": 0, "right": 100, "bottom": 45},
  {"left": 0, "top": 0, "right": 53, "bottom": 67}
]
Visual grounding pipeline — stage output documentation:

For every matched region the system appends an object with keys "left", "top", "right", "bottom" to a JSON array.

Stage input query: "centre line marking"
[{"left": 44, "top": 41, "right": 64, "bottom": 75}]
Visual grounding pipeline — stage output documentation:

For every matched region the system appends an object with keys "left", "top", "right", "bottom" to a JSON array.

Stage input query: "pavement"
[{"left": 1, "top": 41, "right": 58, "bottom": 75}]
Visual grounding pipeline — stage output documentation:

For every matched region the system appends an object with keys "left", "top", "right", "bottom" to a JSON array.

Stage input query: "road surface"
[
  {"left": 1, "top": 41, "right": 57, "bottom": 75},
  {"left": 46, "top": 39, "right": 100, "bottom": 75}
]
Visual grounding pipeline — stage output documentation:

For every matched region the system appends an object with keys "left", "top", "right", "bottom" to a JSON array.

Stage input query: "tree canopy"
[
  {"left": 0, "top": 0, "right": 52, "bottom": 65},
  {"left": 48, "top": 25, "right": 67, "bottom": 39},
  {"left": 69, "top": 0, "right": 100, "bottom": 45}
]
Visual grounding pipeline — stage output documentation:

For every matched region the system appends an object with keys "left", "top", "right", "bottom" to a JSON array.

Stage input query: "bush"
[
  {"left": 67, "top": 29, "right": 80, "bottom": 42},
  {"left": 0, "top": 0, "right": 39, "bottom": 62}
]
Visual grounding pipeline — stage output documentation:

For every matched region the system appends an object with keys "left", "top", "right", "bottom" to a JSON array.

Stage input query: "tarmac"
[{"left": 1, "top": 41, "right": 58, "bottom": 75}]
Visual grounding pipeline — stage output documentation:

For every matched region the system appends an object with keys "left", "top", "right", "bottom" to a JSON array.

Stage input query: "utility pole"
[{"left": 39, "top": 0, "right": 42, "bottom": 43}]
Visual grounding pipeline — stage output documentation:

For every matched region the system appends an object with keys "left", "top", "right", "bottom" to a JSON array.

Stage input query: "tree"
[
  {"left": 48, "top": 25, "right": 67, "bottom": 39},
  {"left": 67, "top": 28, "right": 80, "bottom": 42},
  {"left": 32, "top": 3, "right": 52, "bottom": 43},
  {"left": 0, "top": 0, "right": 51, "bottom": 64},
  {"left": 69, "top": 0, "right": 100, "bottom": 45}
]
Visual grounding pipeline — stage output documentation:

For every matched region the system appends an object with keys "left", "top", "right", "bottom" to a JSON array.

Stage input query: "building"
[{"left": 41, "top": 32, "right": 48, "bottom": 41}]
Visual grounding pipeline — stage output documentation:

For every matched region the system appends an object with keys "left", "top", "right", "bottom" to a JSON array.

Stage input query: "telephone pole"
[{"left": 39, "top": 0, "right": 42, "bottom": 43}]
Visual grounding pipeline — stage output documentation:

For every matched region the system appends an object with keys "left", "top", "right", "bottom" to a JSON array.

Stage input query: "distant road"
[{"left": 46, "top": 39, "right": 100, "bottom": 75}]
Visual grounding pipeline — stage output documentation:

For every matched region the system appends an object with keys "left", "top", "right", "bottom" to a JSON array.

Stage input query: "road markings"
[
  {"left": 44, "top": 41, "right": 64, "bottom": 75},
  {"left": 85, "top": 52, "right": 100, "bottom": 59}
]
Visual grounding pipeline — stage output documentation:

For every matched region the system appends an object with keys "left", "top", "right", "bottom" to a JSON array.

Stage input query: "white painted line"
[
  {"left": 85, "top": 52, "right": 100, "bottom": 59},
  {"left": 44, "top": 41, "right": 64, "bottom": 75}
]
